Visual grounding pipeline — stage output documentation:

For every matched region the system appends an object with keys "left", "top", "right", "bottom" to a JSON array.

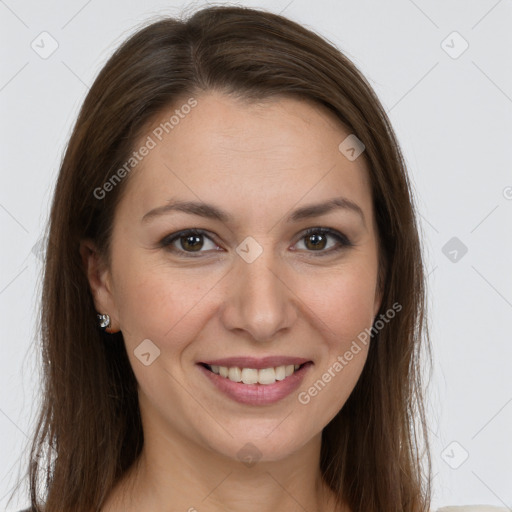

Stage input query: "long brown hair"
[{"left": 9, "top": 5, "right": 432, "bottom": 511}]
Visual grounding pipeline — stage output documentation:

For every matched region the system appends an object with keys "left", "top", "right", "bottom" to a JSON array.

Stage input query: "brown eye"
[
  {"left": 161, "top": 229, "right": 219, "bottom": 257},
  {"left": 295, "top": 227, "right": 352, "bottom": 255},
  {"left": 304, "top": 232, "right": 328, "bottom": 250},
  {"left": 179, "top": 233, "right": 204, "bottom": 252}
]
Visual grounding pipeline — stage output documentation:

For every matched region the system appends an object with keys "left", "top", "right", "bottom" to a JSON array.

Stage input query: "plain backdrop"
[{"left": 1, "top": 0, "right": 511, "bottom": 510}]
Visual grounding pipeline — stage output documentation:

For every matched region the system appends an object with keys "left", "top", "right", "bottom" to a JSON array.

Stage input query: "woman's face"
[{"left": 86, "top": 91, "right": 382, "bottom": 462}]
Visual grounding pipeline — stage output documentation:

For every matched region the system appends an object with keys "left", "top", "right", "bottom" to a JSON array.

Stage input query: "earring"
[
  {"left": 97, "top": 313, "right": 120, "bottom": 334},
  {"left": 97, "top": 313, "right": 110, "bottom": 329}
]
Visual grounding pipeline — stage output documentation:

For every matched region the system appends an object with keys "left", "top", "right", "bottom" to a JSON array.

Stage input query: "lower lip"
[{"left": 197, "top": 363, "right": 313, "bottom": 406}]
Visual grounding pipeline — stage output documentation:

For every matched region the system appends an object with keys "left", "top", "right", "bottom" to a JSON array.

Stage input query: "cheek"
[
  {"left": 297, "top": 259, "right": 378, "bottom": 345},
  {"left": 334, "top": 272, "right": 376, "bottom": 335},
  {"left": 294, "top": 266, "right": 376, "bottom": 423},
  {"left": 111, "top": 249, "right": 211, "bottom": 350}
]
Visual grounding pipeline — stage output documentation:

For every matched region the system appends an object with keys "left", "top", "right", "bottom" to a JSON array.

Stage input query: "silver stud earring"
[{"left": 97, "top": 313, "right": 111, "bottom": 329}]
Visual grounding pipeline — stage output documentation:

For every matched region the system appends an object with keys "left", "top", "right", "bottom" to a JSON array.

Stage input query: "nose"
[{"left": 220, "top": 246, "right": 298, "bottom": 343}]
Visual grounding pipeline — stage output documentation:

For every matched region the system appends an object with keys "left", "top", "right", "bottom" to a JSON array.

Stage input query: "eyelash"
[{"left": 159, "top": 227, "right": 353, "bottom": 258}]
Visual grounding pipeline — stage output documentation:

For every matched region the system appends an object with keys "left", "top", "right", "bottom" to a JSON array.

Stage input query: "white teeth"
[
  {"left": 208, "top": 363, "right": 304, "bottom": 385},
  {"left": 241, "top": 368, "right": 259, "bottom": 384},
  {"left": 228, "top": 367, "right": 242, "bottom": 382},
  {"left": 275, "top": 365, "right": 286, "bottom": 381},
  {"left": 258, "top": 368, "right": 276, "bottom": 385}
]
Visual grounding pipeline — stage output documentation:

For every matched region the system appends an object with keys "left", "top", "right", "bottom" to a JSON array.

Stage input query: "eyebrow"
[{"left": 141, "top": 196, "right": 366, "bottom": 227}]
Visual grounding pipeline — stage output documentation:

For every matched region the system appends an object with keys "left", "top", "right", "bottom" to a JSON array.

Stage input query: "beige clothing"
[{"left": 435, "top": 507, "right": 510, "bottom": 511}]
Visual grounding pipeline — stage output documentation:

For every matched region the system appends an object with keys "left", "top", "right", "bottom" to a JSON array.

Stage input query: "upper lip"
[{"left": 199, "top": 356, "right": 312, "bottom": 369}]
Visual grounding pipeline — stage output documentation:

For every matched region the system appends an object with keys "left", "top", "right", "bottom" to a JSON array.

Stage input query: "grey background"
[{"left": 1, "top": 0, "right": 511, "bottom": 510}]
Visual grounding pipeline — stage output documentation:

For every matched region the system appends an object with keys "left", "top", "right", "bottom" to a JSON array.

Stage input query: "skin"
[{"left": 81, "top": 90, "right": 382, "bottom": 512}]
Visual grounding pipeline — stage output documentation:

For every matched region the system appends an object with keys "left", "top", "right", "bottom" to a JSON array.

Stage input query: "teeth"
[
  {"left": 228, "top": 367, "right": 242, "bottom": 382},
  {"left": 208, "top": 363, "right": 303, "bottom": 385},
  {"left": 275, "top": 365, "right": 286, "bottom": 381},
  {"left": 241, "top": 368, "right": 259, "bottom": 384},
  {"left": 257, "top": 368, "right": 276, "bottom": 385}
]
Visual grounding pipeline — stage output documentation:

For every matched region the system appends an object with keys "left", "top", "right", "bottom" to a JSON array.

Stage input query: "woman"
[{"left": 10, "top": 5, "right": 436, "bottom": 512}]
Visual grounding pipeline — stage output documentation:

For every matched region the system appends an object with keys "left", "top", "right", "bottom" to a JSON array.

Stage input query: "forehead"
[{"left": 118, "top": 91, "right": 373, "bottom": 227}]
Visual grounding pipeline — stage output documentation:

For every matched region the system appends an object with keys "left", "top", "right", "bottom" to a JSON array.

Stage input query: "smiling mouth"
[{"left": 199, "top": 362, "right": 310, "bottom": 385}]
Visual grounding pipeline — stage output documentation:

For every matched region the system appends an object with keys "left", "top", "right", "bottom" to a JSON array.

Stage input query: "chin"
[{"left": 199, "top": 420, "right": 315, "bottom": 465}]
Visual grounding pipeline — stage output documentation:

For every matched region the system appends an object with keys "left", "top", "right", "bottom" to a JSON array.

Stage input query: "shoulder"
[{"left": 435, "top": 507, "right": 510, "bottom": 511}]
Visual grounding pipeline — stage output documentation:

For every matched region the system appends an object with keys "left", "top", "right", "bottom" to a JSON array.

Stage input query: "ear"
[{"left": 79, "top": 238, "right": 120, "bottom": 333}]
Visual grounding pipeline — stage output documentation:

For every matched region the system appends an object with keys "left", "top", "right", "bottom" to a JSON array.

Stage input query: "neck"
[{"left": 101, "top": 426, "right": 344, "bottom": 512}]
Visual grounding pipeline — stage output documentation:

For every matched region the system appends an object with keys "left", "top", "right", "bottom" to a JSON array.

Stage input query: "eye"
[
  {"left": 160, "top": 229, "right": 219, "bottom": 257},
  {"left": 160, "top": 227, "right": 353, "bottom": 258},
  {"left": 294, "top": 227, "right": 353, "bottom": 256}
]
